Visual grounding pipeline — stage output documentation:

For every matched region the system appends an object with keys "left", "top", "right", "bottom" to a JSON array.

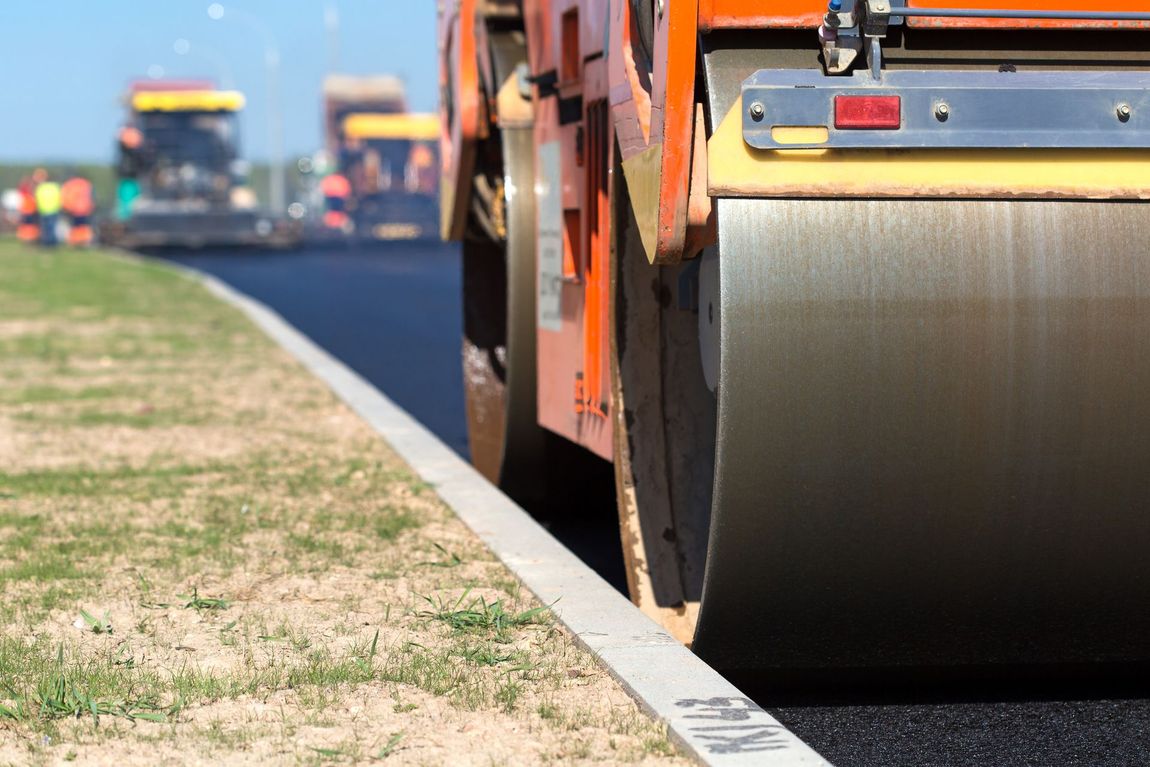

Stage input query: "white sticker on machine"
[{"left": 536, "top": 141, "right": 563, "bottom": 333}]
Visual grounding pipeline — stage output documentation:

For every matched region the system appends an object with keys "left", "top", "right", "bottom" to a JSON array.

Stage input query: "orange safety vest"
[{"left": 60, "top": 178, "right": 95, "bottom": 217}]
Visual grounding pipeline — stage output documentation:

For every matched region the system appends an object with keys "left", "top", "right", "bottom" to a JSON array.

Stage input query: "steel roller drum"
[{"left": 692, "top": 198, "right": 1150, "bottom": 678}]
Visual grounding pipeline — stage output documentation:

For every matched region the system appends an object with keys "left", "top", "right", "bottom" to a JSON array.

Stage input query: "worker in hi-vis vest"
[
  {"left": 321, "top": 172, "right": 351, "bottom": 231},
  {"left": 33, "top": 171, "right": 62, "bottom": 247},
  {"left": 61, "top": 175, "right": 96, "bottom": 247},
  {"left": 16, "top": 175, "right": 39, "bottom": 243}
]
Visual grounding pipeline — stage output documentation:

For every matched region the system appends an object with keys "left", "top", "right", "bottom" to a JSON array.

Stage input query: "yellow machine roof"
[
  {"left": 342, "top": 113, "right": 439, "bottom": 141},
  {"left": 132, "top": 90, "right": 246, "bottom": 113}
]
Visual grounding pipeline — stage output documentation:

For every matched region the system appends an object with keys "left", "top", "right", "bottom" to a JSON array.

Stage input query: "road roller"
[{"left": 439, "top": 0, "right": 1150, "bottom": 686}]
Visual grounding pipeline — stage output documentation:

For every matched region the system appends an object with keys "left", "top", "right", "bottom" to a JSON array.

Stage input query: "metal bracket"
[
  {"left": 821, "top": 0, "right": 905, "bottom": 77},
  {"left": 819, "top": 2, "right": 1150, "bottom": 78},
  {"left": 865, "top": 36, "right": 883, "bottom": 80},
  {"left": 861, "top": 0, "right": 891, "bottom": 37},
  {"left": 819, "top": 0, "right": 862, "bottom": 75}
]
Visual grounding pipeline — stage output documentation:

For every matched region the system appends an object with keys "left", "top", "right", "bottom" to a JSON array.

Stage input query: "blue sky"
[{"left": 0, "top": 1, "right": 437, "bottom": 162}]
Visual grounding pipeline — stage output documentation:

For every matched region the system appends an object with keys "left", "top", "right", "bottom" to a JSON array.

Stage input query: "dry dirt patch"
[{"left": 0, "top": 242, "right": 687, "bottom": 766}]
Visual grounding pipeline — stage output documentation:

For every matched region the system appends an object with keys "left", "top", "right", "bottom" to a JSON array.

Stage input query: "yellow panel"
[
  {"left": 132, "top": 90, "right": 245, "bottom": 113},
  {"left": 709, "top": 96, "right": 1150, "bottom": 199},
  {"left": 342, "top": 113, "right": 440, "bottom": 140}
]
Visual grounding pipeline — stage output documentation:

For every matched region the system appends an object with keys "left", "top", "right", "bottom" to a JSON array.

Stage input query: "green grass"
[
  {"left": 377, "top": 732, "right": 403, "bottom": 758},
  {"left": 0, "top": 238, "right": 678, "bottom": 762},
  {"left": 288, "top": 532, "right": 347, "bottom": 561},
  {"left": 0, "top": 384, "right": 140, "bottom": 405},
  {"left": 0, "top": 555, "right": 89, "bottom": 585},
  {"left": 256, "top": 620, "right": 314, "bottom": 651},
  {"left": 418, "top": 542, "right": 464, "bottom": 568},
  {"left": 77, "top": 609, "right": 113, "bottom": 635},
  {"left": 419, "top": 589, "right": 551, "bottom": 639},
  {"left": 0, "top": 510, "right": 45, "bottom": 544},
  {"left": 0, "top": 639, "right": 177, "bottom": 728},
  {"left": 455, "top": 645, "right": 519, "bottom": 666},
  {"left": 0, "top": 451, "right": 429, "bottom": 621},
  {"left": 12, "top": 407, "right": 208, "bottom": 429},
  {"left": 0, "top": 633, "right": 408, "bottom": 733},
  {"left": 0, "top": 247, "right": 245, "bottom": 326},
  {"left": 0, "top": 462, "right": 222, "bottom": 499},
  {"left": 178, "top": 588, "right": 229, "bottom": 612}
]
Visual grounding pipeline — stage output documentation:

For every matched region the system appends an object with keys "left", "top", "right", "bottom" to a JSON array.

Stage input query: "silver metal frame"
[{"left": 742, "top": 69, "right": 1150, "bottom": 150}]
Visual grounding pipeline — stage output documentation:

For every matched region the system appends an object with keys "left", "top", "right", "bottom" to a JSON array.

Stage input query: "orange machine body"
[
  {"left": 440, "top": 0, "right": 1150, "bottom": 461},
  {"left": 524, "top": 0, "right": 614, "bottom": 458},
  {"left": 699, "top": 0, "right": 823, "bottom": 29},
  {"left": 522, "top": 0, "right": 716, "bottom": 458}
]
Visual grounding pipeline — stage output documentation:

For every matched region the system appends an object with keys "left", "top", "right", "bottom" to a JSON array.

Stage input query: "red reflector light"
[{"left": 834, "top": 95, "right": 901, "bottom": 130}]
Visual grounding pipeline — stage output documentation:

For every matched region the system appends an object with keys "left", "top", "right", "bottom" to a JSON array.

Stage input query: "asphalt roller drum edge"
[{"left": 691, "top": 197, "right": 1150, "bottom": 684}]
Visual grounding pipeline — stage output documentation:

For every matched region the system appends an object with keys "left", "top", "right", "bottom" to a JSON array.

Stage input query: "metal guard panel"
[{"left": 742, "top": 70, "right": 1150, "bottom": 149}]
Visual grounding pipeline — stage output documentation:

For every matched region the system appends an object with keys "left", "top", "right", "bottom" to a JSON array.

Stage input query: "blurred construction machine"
[
  {"left": 103, "top": 80, "right": 298, "bottom": 249},
  {"left": 322, "top": 75, "right": 440, "bottom": 240}
]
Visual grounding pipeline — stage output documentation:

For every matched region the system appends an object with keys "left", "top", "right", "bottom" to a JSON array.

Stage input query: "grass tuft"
[
  {"left": 377, "top": 732, "right": 403, "bottom": 758},
  {"left": 178, "top": 587, "right": 229, "bottom": 611},
  {"left": 418, "top": 542, "right": 462, "bottom": 568},
  {"left": 0, "top": 640, "right": 174, "bottom": 727},
  {"left": 77, "top": 609, "right": 113, "bottom": 635},
  {"left": 419, "top": 589, "right": 550, "bottom": 639}
]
